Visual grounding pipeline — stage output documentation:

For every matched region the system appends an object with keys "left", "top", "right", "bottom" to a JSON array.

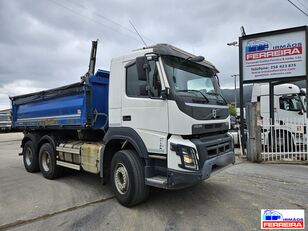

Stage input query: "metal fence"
[{"left": 260, "top": 117, "right": 308, "bottom": 162}]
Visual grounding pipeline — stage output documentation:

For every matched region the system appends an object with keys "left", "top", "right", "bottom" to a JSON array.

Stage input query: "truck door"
[{"left": 122, "top": 58, "right": 168, "bottom": 154}]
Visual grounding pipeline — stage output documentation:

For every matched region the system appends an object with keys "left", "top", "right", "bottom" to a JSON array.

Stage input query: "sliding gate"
[{"left": 260, "top": 117, "right": 308, "bottom": 162}]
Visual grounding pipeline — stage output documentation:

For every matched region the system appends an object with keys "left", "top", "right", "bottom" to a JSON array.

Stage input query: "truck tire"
[
  {"left": 39, "top": 143, "right": 63, "bottom": 179},
  {"left": 269, "top": 131, "right": 293, "bottom": 153},
  {"left": 23, "top": 141, "right": 40, "bottom": 173},
  {"left": 110, "top": 149, "right": 149, "bottom": 207}
]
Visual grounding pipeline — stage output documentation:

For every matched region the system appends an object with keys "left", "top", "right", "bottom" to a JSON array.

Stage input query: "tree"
[{"left": 228, "top": 104, "right": 237, "bottom": 117}]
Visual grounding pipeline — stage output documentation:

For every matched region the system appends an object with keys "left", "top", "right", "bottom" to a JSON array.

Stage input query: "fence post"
[
  {"left": 256, "top": 102, "right": 262, "bottom": 162},
  {"left": 246, "top": 102, "right": 262, "bottom": 162}
]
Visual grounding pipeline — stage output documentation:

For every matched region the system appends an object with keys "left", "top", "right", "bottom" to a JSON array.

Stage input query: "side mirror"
[{"left": 136, "top": 56, "right": 149, "bottom": 81}]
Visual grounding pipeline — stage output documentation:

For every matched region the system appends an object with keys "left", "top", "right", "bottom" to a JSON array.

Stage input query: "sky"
[{"left": 0, "top": 0, "right": 307, "bottom": 109}]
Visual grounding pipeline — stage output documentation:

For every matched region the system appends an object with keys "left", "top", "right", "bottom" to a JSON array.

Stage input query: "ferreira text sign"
[{"left": 242, "top": 28, "right": 307, "bottom": 82}]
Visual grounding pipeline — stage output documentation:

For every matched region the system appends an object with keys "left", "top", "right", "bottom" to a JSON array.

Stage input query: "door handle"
[{"left": 123, "top": 115, "right": 131, "bottom": 121}]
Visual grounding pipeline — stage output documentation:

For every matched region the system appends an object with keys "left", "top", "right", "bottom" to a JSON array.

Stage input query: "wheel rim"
[
  {"left": 114, "top": 163, "right": 129, "bottom": 195},
  {"left": 25, "top": 146, "right": 33, "bottom": 166},
  {"left": 41, "top": 151, "right": 51, "bottom": 172}
]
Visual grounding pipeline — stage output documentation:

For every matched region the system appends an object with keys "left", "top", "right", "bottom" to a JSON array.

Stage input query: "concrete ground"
[{"left": 0, "top": 133, "right": 307, "bottom": 231}]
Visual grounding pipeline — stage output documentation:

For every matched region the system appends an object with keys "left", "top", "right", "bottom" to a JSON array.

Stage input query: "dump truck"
[
  {"left": 11, "top": 42, "right": 235, "bottom": 206},
  {"left": 0, "top": 109, "right": 11, "bottom": 132}
]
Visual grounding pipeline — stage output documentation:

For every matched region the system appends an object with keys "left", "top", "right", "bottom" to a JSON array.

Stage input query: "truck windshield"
[
  {"left": 280, "top": 95, "right": 303, "bottom": 112},
  {"left": 162, "top": 56, "right": 221, "bottom": 100},
  {"left": 299, "top": 94, "right": 306, "bottom": 112}
]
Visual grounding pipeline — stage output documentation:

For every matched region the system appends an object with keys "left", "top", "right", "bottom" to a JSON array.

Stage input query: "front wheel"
[{"left": 110, "top": 149, "right": 149, "bottom": 207}]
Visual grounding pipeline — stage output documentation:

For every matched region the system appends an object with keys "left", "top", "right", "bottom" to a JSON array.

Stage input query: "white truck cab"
[
  {"left": 251, "top": 83, "right": 306, "bottom": 146},
  {"left": 107, "top": 44, "right": 234, "bottom": 184}
]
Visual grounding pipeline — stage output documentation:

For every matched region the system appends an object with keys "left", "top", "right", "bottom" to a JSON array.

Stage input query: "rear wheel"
[
  {"left": 39, "top": 143, "right": 63, "bottom": 179},
  {"left": 110, "top": 149, "right": 149, "bottom": 207},
  {"left": 269, "top": 131, "right": 293, "bottom": 152},
  {"left": 23, "top": 141, "right": 40, "bottom": 172}
]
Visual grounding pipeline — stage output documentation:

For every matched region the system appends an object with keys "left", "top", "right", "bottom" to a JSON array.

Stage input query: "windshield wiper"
[
  {"left": 177, "top": 90, "right": 209, "bottom": 102},
  {"left": 205, "top": 92, "right": 227, "bottom": 104}
]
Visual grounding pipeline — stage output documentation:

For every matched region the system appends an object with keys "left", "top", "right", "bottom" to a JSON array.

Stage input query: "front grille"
[
  {"left": 202, "top": 124, "right": 223, "bottom": 130},
  {"left": 207, "top": 142, "right": 231, "bottom": 157},
  {"left": 191, "top": 123, "right": 229, "bottom": 136},
  {"left": 190, "top": 134, "right": 233, "bottom": 168}
]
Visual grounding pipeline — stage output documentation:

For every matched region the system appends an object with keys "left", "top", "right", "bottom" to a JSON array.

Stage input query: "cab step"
[{"left": 145, "top": 176, "right": 167, "bottom": 188}]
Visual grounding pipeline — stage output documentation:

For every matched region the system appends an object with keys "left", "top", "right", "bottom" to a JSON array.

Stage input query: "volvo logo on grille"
[{"left": 212, "top": 109, "right": 217, "bottom": 118}]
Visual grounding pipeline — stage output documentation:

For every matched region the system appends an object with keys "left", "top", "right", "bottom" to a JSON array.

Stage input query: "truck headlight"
[{"left": 170, "top": 143, "right": 199, "bottom": 170}]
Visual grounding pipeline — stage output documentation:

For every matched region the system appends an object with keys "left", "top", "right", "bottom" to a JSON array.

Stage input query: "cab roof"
[{"left": 135, "top": 43, "right": 219, "bottom": 73}]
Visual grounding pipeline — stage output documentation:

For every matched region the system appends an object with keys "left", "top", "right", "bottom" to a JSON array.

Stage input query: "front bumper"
[{"left": 167, "top": 150, "right": 235, "bottom": 189}]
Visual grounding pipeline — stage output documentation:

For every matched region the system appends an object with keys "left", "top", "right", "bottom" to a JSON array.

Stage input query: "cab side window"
[
  {"left": 126, "top": 60, "right": 161, "bottom": 98},
  {"left": 126, "top": 63, "right": 147, "bottom": 97}
]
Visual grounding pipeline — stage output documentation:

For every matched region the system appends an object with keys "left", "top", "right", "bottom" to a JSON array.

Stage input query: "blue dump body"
[{"left": 11, "top": 70, "right": 109, "bottom": 130}]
